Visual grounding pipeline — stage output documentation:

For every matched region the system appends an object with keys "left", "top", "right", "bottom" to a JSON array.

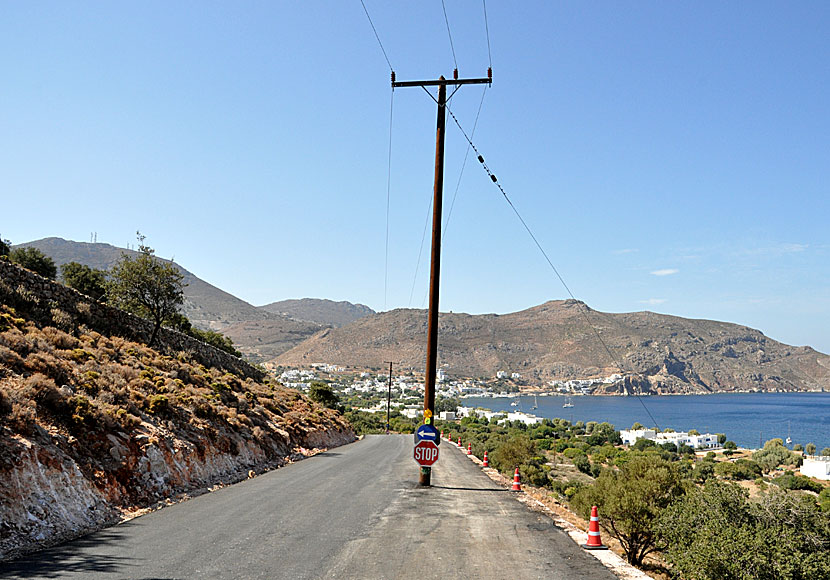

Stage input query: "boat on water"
[
  {"left": 531, "top": 395, "right": 538, "bottom": 410},
  {"left": 510, "top": 401, "right": 518, "bottom": 407},
  {"left": 562, "top": 395, "right": 574, "bottom": 408},
  {"left": 786, "top": 421, "right": 792, "bottom": 445}
]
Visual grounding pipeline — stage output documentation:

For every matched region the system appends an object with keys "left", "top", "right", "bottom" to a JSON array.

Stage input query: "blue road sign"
[{"left": 415, "top": 423, "right": 440, "bottom": 445}]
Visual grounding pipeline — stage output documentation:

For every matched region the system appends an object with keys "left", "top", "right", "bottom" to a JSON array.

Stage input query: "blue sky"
[{"left": 2, "top": 2, "right": 829, "bottom": 353}]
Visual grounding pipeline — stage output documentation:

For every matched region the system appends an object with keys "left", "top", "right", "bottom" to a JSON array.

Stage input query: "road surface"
[{"left": 0, "top": 435, "right": 618, "bottom": 579}]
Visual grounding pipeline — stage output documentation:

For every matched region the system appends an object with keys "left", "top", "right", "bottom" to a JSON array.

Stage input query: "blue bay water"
[{"left": 462, "top": 392, "right": 830, "bottom": 451}]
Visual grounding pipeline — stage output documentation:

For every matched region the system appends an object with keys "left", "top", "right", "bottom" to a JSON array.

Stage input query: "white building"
[
  {"left": 620, "top": 429, "right": 657, "bottom": 446},
  {"left": 496, "top": 371, "right": 508, "bottom": 379},
  {"left": 621, "top": 429, "right": 720, "bottom": 450},
  {"left": 801, "top": 456, "right": 830, "bottom": 480}
]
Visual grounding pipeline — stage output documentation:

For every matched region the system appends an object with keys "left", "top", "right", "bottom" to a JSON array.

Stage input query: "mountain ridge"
[
  {"left": 274, "top": 300, "right": 830, "bottom": 394},
  {"left": 16, "top": 238, "right": 375, "bottom": 361}
]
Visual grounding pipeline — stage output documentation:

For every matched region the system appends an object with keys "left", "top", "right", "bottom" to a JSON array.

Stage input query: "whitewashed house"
[
  {"left": 621, "top": 429, "right": 720, "bottom": 449},
  {"left": 620, "top": 429, "right": 657, "bottom": 445},
  {"left": 801, "top": 456, "right": 830, "bottom": 480}
]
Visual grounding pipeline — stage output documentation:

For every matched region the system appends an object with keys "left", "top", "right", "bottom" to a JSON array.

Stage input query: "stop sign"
[{"left": 413, "top": 439, "right": 440, "bottom": 467}]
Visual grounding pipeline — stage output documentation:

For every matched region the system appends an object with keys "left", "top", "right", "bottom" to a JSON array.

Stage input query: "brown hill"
[
  {"left": 17, "top": 238, "right": 324, "bottom": 357},
  {"left": 274, "top": 300, "right": 830, "bottom": 394},
  {"left": 18, "top": 238, "right": 272, "bottom": 331},
  {"left": 221, "top": 319, "right": 328, "bottom": 364},
  {"left": 258, "top": 298, "right": 374, "bottom": 327}
]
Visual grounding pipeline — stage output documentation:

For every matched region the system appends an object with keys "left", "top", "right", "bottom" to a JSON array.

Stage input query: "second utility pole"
[{"left": 392, "top": 70, "right": 492, "bottom": 486}]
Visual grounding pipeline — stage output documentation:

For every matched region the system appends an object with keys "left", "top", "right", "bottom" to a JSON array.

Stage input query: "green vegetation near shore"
[{"left": 422, "top": 412, "right": 830, "bottom": 579}]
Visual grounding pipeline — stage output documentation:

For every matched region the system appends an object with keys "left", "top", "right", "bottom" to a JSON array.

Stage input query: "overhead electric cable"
[
  {"left": 360, "top": 0, "right": 394, "bottom": 70},
  {"left": 482, "top": 0, "right": 493, "bottom": 69},
  {"left": 444, "top": 87, "right": 487, "bottom": 236},
  {"left": 441, "top": 0, "right": 459, "bottom": 71},
  {"left": 445, "top": 107, "right": 662, "bottom": 431},
  {"left": 409, "top": 197, "right": 433, "bottom": 307}
]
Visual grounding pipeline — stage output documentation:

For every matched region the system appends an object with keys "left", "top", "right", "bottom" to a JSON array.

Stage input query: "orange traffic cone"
[
  {"left": 467, "top": 443, "right": 472, "bottom": 455},
  {"left": 457, "top": 437, "right": 462, "bottom": 446},
  {"left": 440, "top": 430, "right": 444, "bottom": 439},
  {"left": 483, "top": 451, "right": 489, "bottom": 467},
  {"left": 511, "top": 468, "right": 521, "bottom": 491},
  {"left": 447, "top": 432, "right": 451, "bottom": 441},
  {"left": 582, "top": 506, "right": 608, "bottom": 550}
]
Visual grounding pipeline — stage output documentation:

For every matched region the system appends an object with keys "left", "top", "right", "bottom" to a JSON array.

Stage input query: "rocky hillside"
[
  {"left": 259, "top": 298, "right": 374, "bottom": 327},
  {"left": 0, "top": 270, "right": 355, "bottom": 561},
  {"left": 274, "top": 300, "right": 830, "bottom": 394}
]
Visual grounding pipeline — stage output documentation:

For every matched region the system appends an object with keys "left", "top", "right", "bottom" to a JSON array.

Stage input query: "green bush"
[
  {"left": 9, "top": 247, "right": 57, "bottom": 279},
  {"left": 772, "top": 473, "right": 823, "bottom": 494},
  {"left": 490, "top": 434, "right": 535, "bottom": 475},
  {"left": 147, "top": 394, "right": 170, "bottom": 415}
]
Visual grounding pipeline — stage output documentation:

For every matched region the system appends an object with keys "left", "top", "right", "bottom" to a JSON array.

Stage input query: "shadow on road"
[
  {"left": 430, "top": 485, "right": 509, "bottom": 492},
  {"left": 0, "top": 528, "right": 136, "bottom": 579}
]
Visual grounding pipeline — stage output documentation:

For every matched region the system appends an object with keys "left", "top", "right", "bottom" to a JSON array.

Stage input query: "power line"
[
  {"left": 444, "top": 107, "right": 662, "bottom": 431},
  {"left": 444, "top": 87, "right": 487, "bottom": 236},
  {"left": 359, "top": 0, "right": 393, "bottom": 71},
  {"left": 440, "top": 0, "right": 459, "bottom": 71},
  {"left": 482, "top": 0, "right": 493, "bottom": 69},
  {"left": 410, "top": 85, "right": 487, "bottom": 308}
]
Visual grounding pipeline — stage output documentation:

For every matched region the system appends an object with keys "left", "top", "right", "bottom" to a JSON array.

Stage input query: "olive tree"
[
  {"left": 61, "top": 262, "right": 108, "bottom": 301},
  {"left": 571, "top": 455, "right": 686, "bottom": 566},
  {"left": 107, "top": 234, "right": 185, "bottom": 345},
  {"left": 658, "top": 482, "right": 830, "bottom": 580},
  {"left": 9, "top": 247, "right": 57, "bottom": 279}
]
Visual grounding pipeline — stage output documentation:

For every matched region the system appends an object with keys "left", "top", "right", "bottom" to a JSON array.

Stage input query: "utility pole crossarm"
[{"left": 392, "top": 77, "right": 491, "bottom": 88}]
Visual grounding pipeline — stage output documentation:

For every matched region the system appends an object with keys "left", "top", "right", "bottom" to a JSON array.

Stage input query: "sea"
[{"left": 461, "top": 392, "right": 830, "bottom": 451}]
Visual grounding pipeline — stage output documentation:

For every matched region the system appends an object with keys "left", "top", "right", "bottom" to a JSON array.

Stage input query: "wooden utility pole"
[
  {"left": 385, "top": 361, "right": 394, "bottom": 434},
  {"left": 392, "top": 70, "right": 492, "bottom": 486}
]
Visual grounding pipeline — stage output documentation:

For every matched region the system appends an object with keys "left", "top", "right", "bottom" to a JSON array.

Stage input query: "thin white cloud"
[
  {"left": 613, "top": 248, "right": 638, "bottom": 255},
  {"left": 651, "top": 268, "right": 679, "bottom": 276},
  {"left": 737, "top": 242, "right": 809, "bottom": 257},
  {"left": 639, "top": 298, "right": 667, "bottom": 305}
]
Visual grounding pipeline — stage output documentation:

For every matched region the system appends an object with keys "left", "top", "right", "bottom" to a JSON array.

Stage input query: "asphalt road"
[{"left": 0, "top": 435, "right": 618, "bottom": 579}]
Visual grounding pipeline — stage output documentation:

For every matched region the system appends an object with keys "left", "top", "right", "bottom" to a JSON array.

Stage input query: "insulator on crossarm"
[
  {"left": 453, "top": 68, "right": 458, "bottom": 80},
  {"left": 487, "top": 67, "right": 492, "bottom": 81},
  {"left": 391, "top": 71, "right": 396, "bottom": 84}
]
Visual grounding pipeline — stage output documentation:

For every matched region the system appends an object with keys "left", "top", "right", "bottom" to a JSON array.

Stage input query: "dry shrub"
[
  {"left": 19, "top": 373, "right": 63, "bottom": 410},
  {"left": 80, "top": 331, "right": 103, "bottom": 348},
  {"left": 24, "top": 351, "right": 74, "bottom": 386},
  {"left": 50, "top": 308, "right": 75, "bottom": 331},
  {"left": 0, "top": 344, "right": 24, "bottom": 369},
  {"left": 0, "top": 328, "right": 30, "bottom": 355},
  {"left": 9, "top": 399, "right": 37, "bottom": 435},
  {"left": 98, "top": 365, "right": 129, "bottom": 390},
  {"left": 0, "top": 389, "right": 12, "bottom": 417},
  {"left": 41, "top": 326, "right": 80, "bottom": 350}
]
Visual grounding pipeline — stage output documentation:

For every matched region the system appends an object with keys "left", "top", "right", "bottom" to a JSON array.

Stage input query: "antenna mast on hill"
[{"left": 392, "top": 68, "right": 492, "bottom": 486}]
